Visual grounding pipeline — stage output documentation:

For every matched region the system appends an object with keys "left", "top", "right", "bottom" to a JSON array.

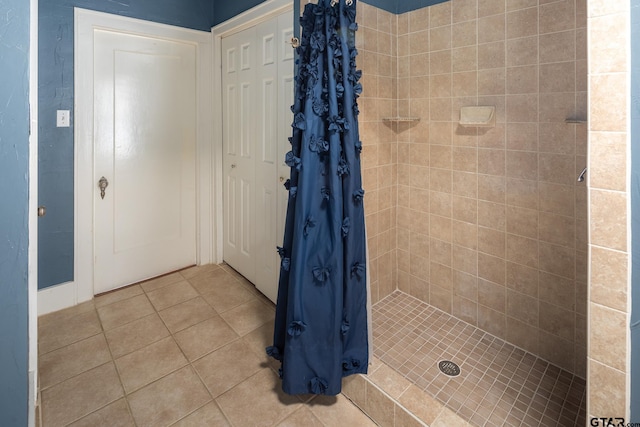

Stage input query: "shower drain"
[{"left": 438, "top": 360, "right": 461, "bottom": 377}]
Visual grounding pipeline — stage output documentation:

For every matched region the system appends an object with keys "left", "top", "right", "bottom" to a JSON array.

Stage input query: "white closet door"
[
  {"left": 222, "top": 11, "right": 293, "bottom": 303},
  {"left": 252, "top": 14, "right": 295, "bottom": 302},
  {"left": 277, "top": 13, "right": 295, "bottom": 264},
  {"left": 253, "top": 17, "right": 280, "bottom": 301},
  {"left": 222, "top": 29, "right": 257, "bottom": 283}
]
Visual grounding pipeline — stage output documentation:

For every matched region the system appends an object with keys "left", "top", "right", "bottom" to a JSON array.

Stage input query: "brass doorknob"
[{"left": 98, "top": 176, "right": 109, "bottom": 199}]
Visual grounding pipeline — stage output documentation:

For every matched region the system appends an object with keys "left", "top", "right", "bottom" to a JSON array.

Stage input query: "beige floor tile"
[
  {"left": 128, "top": 366, "right": 211, "bottom": 427},
  {"left": 158, "top": 297, "right": 216, "bottom": 333},
  {"left": 105, "top": 313, "right": 170, "bottom": 359},
  {"left": 38, "top": 306, "right": 102, "bottom": 355},
  {"left": 220, "top": 264, "right": 244, "bottom": 278},
  {"left": 342, "top": 374, "right": 367, "bottom": 408},
  {"left": 368, "top": 362, "right": 412, "bottom": 399},
  {"left": 39, "top": 300, "right": 95, "bottom": 327},
  {"left": 308, "top": 394, "right": 377, "bottom": 427},
  {"left": 237, "top": 276, "right": 265, "bottom": 297},
  {"left": 201, "top": 281, "right": 255, "bottom": 313},
  {"left": 219, "top": 298, "right": 275, "bottom": 336},
  {"left": 193, "top": 339, "right": 263, "bottom": 397},
  {"left": 39, "top": 334, "right": 111, "bottom": 390},
  {"left": 171, "top": 402, "right": 230, "bottom": 427},
  {"left": 174, "top": 316, "right": 239, "bottom": 362},
  {"left": 240, "top": 321, "right": 280, "bottom": 371},
  {"left": 369, "top": 356, "right": 383, "bottom": 374},
  {"left": 398, "top": 384, "right": 444, "bottom": 425},
  {"left": 179, "top": 264, "right": 220, "bottom": 280},
  {"left": 252, "top": 286, "right": 277, "bottom": 305},
  {"left": 187, "top": 268, "right": 239, "bottom": 295},
  {"left": 431, "top": 406, "right": 472, "bottom": 427},
  {"left": 394, "top": 406, "right": 426, "bottom": 427},
  {"left": 146, "top": 280, "right": 199, "bottom": 311},
  {"left": 241, "top": 320, "right": 275, "bottom": 358},
  {"left": 139, "top": 271, "right": 186, "bottom": 293},
  {"left": 365, "top": 382, "right": 395, "bottom": 427},
  {"left": 97, "top": 294, "right": 155, "bottom": 331},
  {"left": 216, "top": 369, "right": 301, "bottom": 427},
  {"left": 68, "top": 398, "right": 134, "bottom": 427},
  {"left": 115, "top": 336, "right": 188, "bottom": 393},
  {"left": 95, "top": 285, "right": 144, "bottom": 308},
  {"left": 41, "top": 362, "right": 123, "bottom": 426},
  {"left": 275, "top": 407, "right": 324, "bottom": 427}
]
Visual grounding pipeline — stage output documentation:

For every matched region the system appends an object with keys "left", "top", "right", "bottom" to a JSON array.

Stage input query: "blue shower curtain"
[{"left": 267, "top": 0, "right": 368, "bottom": 395}]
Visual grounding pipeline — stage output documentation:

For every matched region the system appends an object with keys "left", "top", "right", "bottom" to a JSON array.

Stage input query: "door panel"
[
  {"left": 223, "top": 30, "right": 256, "bottom": 282},
  {"left": 261, "top": 78, "right": 276, "bottom": 164},
  {"left": 253, "top": 17, "right": 281, "bottom": 302},
  {"left": 277, "top": 13, "right": 296, "bottom": 272},
  {"left": 93, "top": 30, "right": 196, "bottom": 294},
  {"left": 240, "top": 81, "right": 254, "bottom": 159},
  {"left": 223, "top": 11, "right": 293, "bottom": 303},
  {"left": 241, "top": 178, "right": 252, "bottom": 256},
  {"left": 225, "top": 84, "right": 237, "bottom": 156},
  {"left": 226, "top": 175, "right": 237, "bottom": 247}
]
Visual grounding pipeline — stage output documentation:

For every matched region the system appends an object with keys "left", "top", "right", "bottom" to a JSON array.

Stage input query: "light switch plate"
[{"left": 57, "top": 110, "right": 70, "bottom": 127}]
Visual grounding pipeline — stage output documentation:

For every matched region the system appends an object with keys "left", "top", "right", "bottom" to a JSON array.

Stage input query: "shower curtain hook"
[
  {"left": 346, "top": 0, "right": 353, "bottom": 5},
  {"left": 330, "top": 0, "right": 338, "bottom": 7}
]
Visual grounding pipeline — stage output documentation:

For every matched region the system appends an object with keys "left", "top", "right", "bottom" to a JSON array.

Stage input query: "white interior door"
[
  {"left": 222, "top": 29, "right": 258, "bottom": 283},
  {"left": 276, "top": 13, "right": 295, "bottom": 270},
  {"left": 93, "top": 29, "right": 197, "bottom": 294},
  {"left": 254, "top": 19, "right": 279, "bottom": 298},
  {"left": 222, "top": 11, "right": 293, "bottom": 302},
  {"left": 254, "top": 14, "right": 295, "bottom": 302}
]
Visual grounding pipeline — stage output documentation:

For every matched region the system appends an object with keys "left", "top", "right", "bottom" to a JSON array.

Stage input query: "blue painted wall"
[
  {"left": 213, "top": 0, "right": 265, "bottom": 25},
  {"left": 211, "top": 0, "right": 395, "bottom": 25},
  {"left": 212, "top": 0, "right": 448, "bottom": 25},
  {"left": 0, "top": 0, "right": 31, "bottom": 423},
  {"left": 395, "top": 0, "right": 447, "bottom": 14},
  {"left": 631, "top": 0, "right": 640, "bottom": 420},
  {"left": 38, "top": 0, "right": 214, "bottom": 289}
]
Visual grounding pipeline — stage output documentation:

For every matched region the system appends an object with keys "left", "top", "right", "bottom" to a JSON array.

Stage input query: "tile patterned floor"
[
  {"left": 372, "top": 291, "right": 587, "bottom": 427},
  {"left": 37, "top": 264, "right": 377, "bottom": 427}
]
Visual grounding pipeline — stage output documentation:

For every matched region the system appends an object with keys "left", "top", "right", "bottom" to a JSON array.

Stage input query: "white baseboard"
[
  {"left": 37, "top": 281, "right": 88, "bottom": 316},
  {"left": 28, "top": 370, "right": 36, "bottom": 427}
]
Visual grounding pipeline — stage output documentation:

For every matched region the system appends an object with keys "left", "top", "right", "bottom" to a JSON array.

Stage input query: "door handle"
[{"left": 98, "top": 176, "right": 109, "bottom": 199}]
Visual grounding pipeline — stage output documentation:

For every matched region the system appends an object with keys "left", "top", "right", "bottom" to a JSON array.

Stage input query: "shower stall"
[{"left": 354, "top": 0, "right": 590, "bottom": 424}]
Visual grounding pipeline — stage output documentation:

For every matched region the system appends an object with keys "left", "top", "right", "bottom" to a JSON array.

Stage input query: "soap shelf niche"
[
  {"left": 459, "top": 106, "right": 495, "bottom": 128},
  {"left": 565, "top": 118, "right": 587, "bottom": 124},
  {"left": 382, "top": 117, "right": 421, "bottom": 123}
]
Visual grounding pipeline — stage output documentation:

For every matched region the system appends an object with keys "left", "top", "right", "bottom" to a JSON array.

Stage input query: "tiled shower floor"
[{"left": 372, "top": 291, "right": 587, "bottom": 427}]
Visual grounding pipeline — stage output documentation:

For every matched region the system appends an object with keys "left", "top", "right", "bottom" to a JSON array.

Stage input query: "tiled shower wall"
[
  {"left": 358, "top": 0, "right": 588, "bottom": 378},
  {"left": 358, "top": 5, "right": 399, "bottom": 305},
  {"left": 586, "top": 0, "right": 631, "bottom": 419}
]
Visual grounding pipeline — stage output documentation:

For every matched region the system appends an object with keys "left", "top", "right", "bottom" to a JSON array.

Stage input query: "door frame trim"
[
  {"left": 71, "top": 8, "right": 213, "bottom": 304},
  {"left": 212, "top": 0, "right": 306, "bottom": 263},
  {"left": 29, "top": 0, "right": 39, "bottom": 418}
]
